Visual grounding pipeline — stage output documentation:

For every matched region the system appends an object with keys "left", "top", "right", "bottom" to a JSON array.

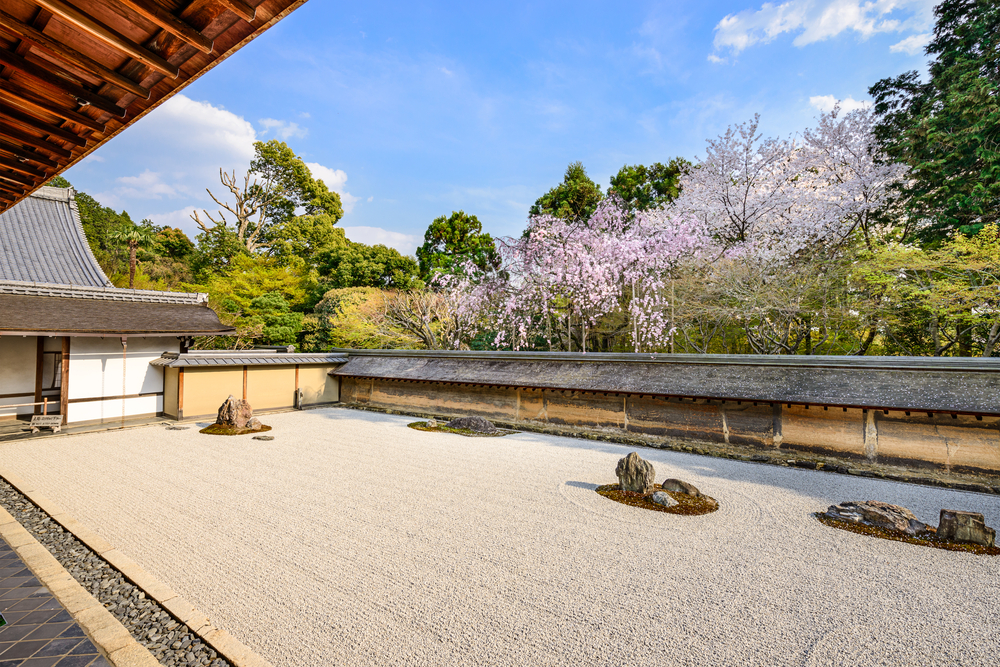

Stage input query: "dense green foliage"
[
  {"left": 416, "top": 210, "right": 500, "bottom": 281},
  {"left": 316, "top": 242, "right": 421, "bottom": 290},
  {"left": 870, "top": 0, "right": 1000, "bottom": 242},
  {"left": 608, "top": 159, "right": 690, "bottom": 212},
  {"left": 528, "top": 162, "right": 603, "bottom": 221}
]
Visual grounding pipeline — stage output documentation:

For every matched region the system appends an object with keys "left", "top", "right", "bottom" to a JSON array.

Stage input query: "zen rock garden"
[
  {"left": 598, "top": 452, "right": 718, "bottom": 516},
  {"left": 199, "top": 395, "right": 272, "bottom": 436},
  {"left": 821, "top": 500, "right": 997, "bottom": 554}
]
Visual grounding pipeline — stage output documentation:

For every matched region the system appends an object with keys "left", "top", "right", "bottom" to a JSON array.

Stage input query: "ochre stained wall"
[
  {"left": 298, "top": 366, "right": 338, "bottom": 405},
  {"left": 247, "top": 367, "right": 296, "bottom": 411}
]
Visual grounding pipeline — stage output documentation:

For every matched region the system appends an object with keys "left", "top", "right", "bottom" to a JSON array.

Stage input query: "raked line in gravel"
[{"left": 0, "top": 407, "right": 997, "bottom": 667}]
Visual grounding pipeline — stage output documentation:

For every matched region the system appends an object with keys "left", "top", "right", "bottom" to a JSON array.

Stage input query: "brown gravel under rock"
[
  {"left": 595, "top": 483, "right": 719, "bottom": 515},
  {"left": 815, "top": 514, "right": 1000, "bottom": 556}
]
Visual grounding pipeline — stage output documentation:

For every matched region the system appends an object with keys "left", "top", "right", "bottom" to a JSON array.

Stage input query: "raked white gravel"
[{"left": 1, "top": 407, "right": 998, "bottom": 666}]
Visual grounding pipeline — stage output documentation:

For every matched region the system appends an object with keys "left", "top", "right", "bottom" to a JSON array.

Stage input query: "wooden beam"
[
  {"left": 31, "top": 0, "right": 180, "bottom": 78},
  {"left": 60, "top": 336, "right": 69, "bottom": 425},
  {"left": 119, "top": 0, "right": 213, "bottom": 54},
  {"left": 0, "top": 168, "right": 35, "bottom": 187},
  {"left": 0, "top": 46, "right": 127, "bottom": 117},
  {"left": 0, "top": 138, "right": 59, "bottom": 168},
  {"left": 0, "top": 101, "right": 87, "bottom": 146},
  {"left": 218, "top": 0, "right": 257, "bottom": 23},
  {"left": 0, "top": 9, "right": 150, "bottom": 99},
  {"left": 0, "top": 154, "right": 45, "bottom": 178},
  {"left": 0, "top": 180, "right": 27, "bottom": 196},
  {"left": 34, "top": 337, "right": 44, "bottom": 416},
  {"left": 0, "top": 123, "right": 73, "bottom": 158},
  {"left": 0, "top": 82, "right": 106, "bottom": 133}
]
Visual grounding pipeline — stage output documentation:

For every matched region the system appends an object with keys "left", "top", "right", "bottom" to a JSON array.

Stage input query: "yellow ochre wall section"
[
  {"left": 182, "top": 368, "right": 244, "bottom": 419},
  {"left": 163, "top": 367, "right": 179, "bottom": 419},
  {"left": 246, "top": 367, "right": 296, "bottom": 410},
  {"left": 298, "top": 366, "right": 339, "bottom": 405}
]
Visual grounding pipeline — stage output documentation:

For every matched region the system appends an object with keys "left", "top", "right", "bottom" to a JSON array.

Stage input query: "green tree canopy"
[
  {"left": 870, "top": 0, "right": 1000, "bottom": 243},
  {"left": 268, "top": 214, "right": 349, "bottom": 268},
  {"left": 317, "top": 242, "right": 421, "bottom": 290},
  {"left": 608, "top": 159, "right": 690, "bottom": 212},
  {"left": 416, "top": 210, "right": 500, "bottom": 282},
  {"left": 243, "top": 291, "right": 304, "bottom": 346},
  {"left": 250, "top": 139, "right": 344, "bottom": 227},
  {"left": 529, "top": 162, "right": 603, "bottom": 221}
]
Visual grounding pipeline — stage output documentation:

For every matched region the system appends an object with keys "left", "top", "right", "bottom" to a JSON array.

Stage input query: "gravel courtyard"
[{"left": 1, "top": 407, "right": 998, "bottom": 666}]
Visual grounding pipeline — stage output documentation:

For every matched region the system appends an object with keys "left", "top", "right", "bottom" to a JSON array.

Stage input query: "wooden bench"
[{"left": 30, "top": 415, "right": 62, "bottom": 434}]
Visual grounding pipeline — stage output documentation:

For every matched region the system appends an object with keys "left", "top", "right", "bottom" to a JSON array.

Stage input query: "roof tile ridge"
[
  {"left": 66, "top": 188, "right": 113, "bottom": 287},
  {"left": 0, "top": 280, "right": 208, "bottom": 304}
]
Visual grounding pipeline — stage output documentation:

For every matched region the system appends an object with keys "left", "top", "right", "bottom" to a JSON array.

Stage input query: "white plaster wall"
[
  {"left": 67, "top": 337, "right": 177, "bottom": 424},
  {"left": 0, "top": 336, "right": 37, "bottom": 418}
]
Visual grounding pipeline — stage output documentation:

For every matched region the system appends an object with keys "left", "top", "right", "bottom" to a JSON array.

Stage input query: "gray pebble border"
[{"left": 0, "top": 477, "right": 231, "bottom": 667}]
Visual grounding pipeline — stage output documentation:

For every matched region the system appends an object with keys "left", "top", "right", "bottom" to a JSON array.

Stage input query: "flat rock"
[
  {"left": 661, "top": 478, "right": 700, "bottom": 497},
  {"left": 164, "top": 426, "right": 188, "bottom": 431},
  {"left": 253, "top": 435, "right": 275, "bottom": 441},
  {"left": 938, "top": 509, "right": 996, "bottom": 547},
  {"left": 649, "top": 491, "right": 677, "bottom": 508},
  {"left": 824, "top": 500, "right": 928, "bottom": 536},
  {"left": 445, "top": 416, "right": 497, "bottom": 433},
  {"left": 616, "top": 452, "right": 655, "bottom": 494}
]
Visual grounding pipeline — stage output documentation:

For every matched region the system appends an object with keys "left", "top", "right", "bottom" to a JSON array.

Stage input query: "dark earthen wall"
[{"left": 339, "top": 377, "right": 1000, "bottom": 475}]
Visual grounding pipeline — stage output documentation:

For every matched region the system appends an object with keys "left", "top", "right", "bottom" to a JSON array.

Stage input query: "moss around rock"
[
  {"left": 200, "top": 423, "right": 272, "bottom": 436},
  {"left": 816, "top": 514, "right": 1000, "bottom": 555},
  {"left": 408, "top": 421, "right": 515, "bottom": 437},
  {"left": 596, "top": 483, "right": 718, "bottom": 516}
]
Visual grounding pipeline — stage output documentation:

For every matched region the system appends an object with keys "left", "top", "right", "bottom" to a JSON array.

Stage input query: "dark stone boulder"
[
  {"left": 938, "top": 510, "right": 996, "bottom": 547},
  {"left": 662, "top": 478, "right": 701, "bottom": 497},
  {"left": 616, "top": 452, "right": 655, "bottom": 494},
  {"left": 824, "top": 500, "right": 928, "bottom": 536},
  {"left": 217, "top": 395, "right": 253, "bottom": 429},
  {"left": 445, "top": 416, "right": 497, "bottom": 433}
]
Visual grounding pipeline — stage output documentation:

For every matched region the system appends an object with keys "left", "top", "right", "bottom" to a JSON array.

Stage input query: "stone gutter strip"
[
  {"left": 0, "top": 468, "right": 272, "bottom": 667},
  {"left": 0, "top": 504, "right": 157, "bottom": 667}
]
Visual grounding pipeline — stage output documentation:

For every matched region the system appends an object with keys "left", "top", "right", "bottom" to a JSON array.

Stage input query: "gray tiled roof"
[
  {"left": 0, "top": 280, "right": 207, "bottom": 304},
  {"left": 0, "top": 187, "right": 111, "bottom": 287},
  {"left": 151, "top": 352, "right": 348, "bottom": 367}
]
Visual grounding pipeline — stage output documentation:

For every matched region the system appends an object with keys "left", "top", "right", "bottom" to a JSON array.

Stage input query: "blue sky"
[{"left": 63, "top": 0, "right": 937, "bottom": 254}]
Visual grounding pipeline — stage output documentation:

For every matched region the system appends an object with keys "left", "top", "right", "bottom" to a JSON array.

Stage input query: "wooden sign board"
[{"left": 30, "top": 415, "right": 62, "bottom": 433}]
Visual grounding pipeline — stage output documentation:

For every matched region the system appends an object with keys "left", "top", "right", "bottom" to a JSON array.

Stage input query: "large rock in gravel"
[
  {"left": 938, "top": 510, "right": 996, "bottom": 547},
  {"left": 217, "top": 395, "right": 253, "bottom": 429},
  {"left": 824, "top": 500, "right": 928, "bottom": 536},
  {"left": 662, "top": 478, "right": 701, "bottom": 497},
  {"left": 445, "top": 416, "right": 497, "bottom": 433},
  {"left": 616, "top": 452, "right": 655, "bottom": 494}
]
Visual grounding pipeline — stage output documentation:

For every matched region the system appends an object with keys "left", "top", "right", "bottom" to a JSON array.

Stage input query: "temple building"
[{"left": 0, "top": 185, "right": 234, "bottom": 425}]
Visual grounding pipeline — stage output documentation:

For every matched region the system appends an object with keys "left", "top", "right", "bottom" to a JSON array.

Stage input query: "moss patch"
[
  {"left": 595, "top": 484, "right": 719, "bottom": 516},
  {"left": 407, "top": 421, "right": 516, "bottom": 437},
  {"left": 199, "top": 424, "right": 272, "bottom": 436},
  {"left": 815, "top": 514, "right": 1000, "bottom": 556}
]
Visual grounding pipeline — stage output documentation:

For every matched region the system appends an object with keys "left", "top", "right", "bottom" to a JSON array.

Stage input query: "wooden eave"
[{"left": 0, "top": 0, "right": 308, "bottom": 213}]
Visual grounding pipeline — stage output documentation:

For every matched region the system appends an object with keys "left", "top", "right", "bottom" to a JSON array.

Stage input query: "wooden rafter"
[
  {"left": 218, "top": 0, "right": 258, "bottom": 23},
  {"left": 0, "top": 9, "right": 150, "bottom": 99},
  {"left": 0, "top": 168, "right": 36, "bottom": 188},
  {"left": 119, "top": 0, "right": 214, "bottom": 54},
  {"left": 0, "top": 46, "right": 126, "bottom": 117},
  {"left": 0, "top": 82, "right": 106, "bottom": 133},
  {"left": 0, "top": 139, "right": 59, "bottom": 169},
  {"left": 29, "top": 0, "right": 179, "bottom": 79},
  {"left": 0, "top": 155, "right": 46, "bottom": 178},
  {"left": 0, "top": 101, "right": 88, "bottom": 146},
  {"left": 0, "top": 124, "right": 73, "bottom": 159}
]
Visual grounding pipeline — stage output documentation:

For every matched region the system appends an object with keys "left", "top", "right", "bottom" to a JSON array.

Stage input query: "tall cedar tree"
[
  {"left": 529, "top": 162, "right": 603, "bottom": 222},
  {"left": 607, "top": 159, "right": 691, "bottom": 213},
  {"left": 870, "top": 0, "right": 1000, "bottom": 243},
  {"left": 416, "top": 211, "right": 501, "bottom": 282}
]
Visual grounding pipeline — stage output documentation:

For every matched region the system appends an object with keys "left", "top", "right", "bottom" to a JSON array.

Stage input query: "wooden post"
[
  {"left": 33, "top": 337, "right": 43, "bottom": 414},
  {"left": 242, "top": 365, "right": 248, "bottom": 401},
  {"left": 177, "top": 368, "right": 184, "bottom": 420},
  {"left": 59, "top": 336, "right": 70, "bottom": 425}
]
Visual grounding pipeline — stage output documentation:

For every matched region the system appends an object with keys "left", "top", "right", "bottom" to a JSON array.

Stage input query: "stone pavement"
[{"left": 0, "top": 536, "right": 108, "bottom": 666}]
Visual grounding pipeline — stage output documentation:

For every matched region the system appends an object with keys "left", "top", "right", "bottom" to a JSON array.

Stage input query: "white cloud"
[
  {"left": 809, "top": 94, "right": 870, "bottom": 112},
  {"left": 367, "top": 196, "right": 373, "bottom": 202},
  {"left": 707, "top": 54, "right": 726, "bottom": 64},
  {"left": 114, "top": 169, "right": 176, "bottom": 199},
  {"left": 154, "top": 94, "right": 258, "bottom": 163},
  {"left": 342, "top": 226, "right": 421, "bottom": 256},
  {"left": 890, "top": 32, "right": 930, "bottom": 55},
  {"left": 712, "top": 0, "right": 936, "bottom": 55},
  {"left": 306, "top": 162, "right": 361, "bottom": 214},
  {"left": 148, "top": 206, "right": 198, "bottom": 231},
  {"left": 440, "top": 67, "right": 454, "bottom": 76},
  {"left": 258, "top": 118, "right": 308, "bottom": 140}
]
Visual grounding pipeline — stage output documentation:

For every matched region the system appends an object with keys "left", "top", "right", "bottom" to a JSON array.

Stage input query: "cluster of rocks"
[
  {"left": 444, "top": 416, "right": 497, "bottom": 433},
  {"left": 615, "top": 452, "right": 703, "bottom": 508},
  {"left": 216, "top": 395, "right": 265, "bottom": 431},
  {"left": 0, "top": 478, "right": 229, "bottom": 667},
  {"left": 824, "top": 500, "right": 996, "bottom": 547}
]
